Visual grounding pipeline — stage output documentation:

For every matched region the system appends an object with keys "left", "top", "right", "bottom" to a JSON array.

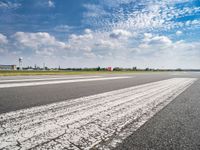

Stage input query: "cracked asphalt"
[
  {"left": 0, "top": 72, "right": 200, "bottom": 150},
  {"left": 115, "top": 73, "right": 200, "bottom": 150}
]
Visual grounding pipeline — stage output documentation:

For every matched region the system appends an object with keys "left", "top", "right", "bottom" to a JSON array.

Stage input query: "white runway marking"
[
  {"left": 0, "top": 76, "right": 101, "bottom": 83},
  {"left": 0, "top": 76, "right": 131, "bottom": 88},
  {"left": 0, "top": 78, "right": 196, "bottom": 149}
]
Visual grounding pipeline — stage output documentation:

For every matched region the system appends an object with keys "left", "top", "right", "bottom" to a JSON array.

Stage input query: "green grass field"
[{"left": 0, "top": 70, "right": 159, "bottom": 76}]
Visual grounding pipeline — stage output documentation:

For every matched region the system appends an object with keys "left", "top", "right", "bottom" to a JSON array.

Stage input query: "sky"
[{"left": 0, "top": 0, "right": 200, "bottom": 69}]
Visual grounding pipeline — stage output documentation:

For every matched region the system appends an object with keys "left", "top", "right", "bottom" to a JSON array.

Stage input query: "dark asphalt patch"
[{"left": 115, "top": 79, "right": 200, "bottom": 150}]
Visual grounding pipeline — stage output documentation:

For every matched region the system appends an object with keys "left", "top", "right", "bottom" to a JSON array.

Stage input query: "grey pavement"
[
  {"left": 0, "top": 72, "right": 200, "bottom": 150},
  {"left": 115, "top": 73, "right": 200, "bottom": 150},
  {"left": 0, "top": 73, "right": 173, "bottom": 114}
]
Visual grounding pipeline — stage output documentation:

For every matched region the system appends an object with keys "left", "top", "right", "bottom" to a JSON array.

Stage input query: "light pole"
[{"left": 19, "top": 57, "right": 23, "bottom": 70}]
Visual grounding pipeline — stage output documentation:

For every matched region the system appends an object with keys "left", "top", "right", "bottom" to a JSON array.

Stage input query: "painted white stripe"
[
  {"left": 0, "top": 76, "right": 131, "bottom": 88},
  {"left": 0, "top": 76, "right": 101, "bottom": 83},
  {"left": 0, "top": 78, "right": 196, "bottom": 149}
]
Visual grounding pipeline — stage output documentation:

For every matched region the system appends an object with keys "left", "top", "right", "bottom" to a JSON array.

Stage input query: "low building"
[
  {"left": 107, "top": 67, "right": 113, "bottom": 71},
  {"left": 0, "top": 65, "right": 17, "bottom": 70}
]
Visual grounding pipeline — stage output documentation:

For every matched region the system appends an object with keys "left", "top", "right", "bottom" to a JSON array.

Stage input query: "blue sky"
[{"left": 0, "top": 0, "right": 200, "bottom": 69}]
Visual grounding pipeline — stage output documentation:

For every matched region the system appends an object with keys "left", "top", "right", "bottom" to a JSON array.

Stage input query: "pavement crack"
[
  {"left": 16, "top": 140, "right": 22, "bottom": 150},
  {"left": 67, "top": 140, "right": 84, "bottom": 150}
]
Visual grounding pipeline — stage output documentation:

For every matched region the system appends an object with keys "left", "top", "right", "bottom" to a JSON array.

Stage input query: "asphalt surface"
[
  {"left": 115, "top": 73, "right": 200, "bottom": 150},
  {"left": 0, "top": 73, "right": 173, "bottom": 114},
  {"left": 0, "top": 72, "right": 200, "bottom": 150}
]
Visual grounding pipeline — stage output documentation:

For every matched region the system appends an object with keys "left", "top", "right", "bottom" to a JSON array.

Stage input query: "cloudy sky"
[{"left": 0, "top": 0, "right": 200, "bottom": 69}]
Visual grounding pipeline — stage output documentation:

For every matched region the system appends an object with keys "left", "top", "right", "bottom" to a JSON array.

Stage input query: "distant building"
[
  {"left": 107, "top": 67, "right": 113, "bottom": 71},
  {"left": 0, "top": 65, "right": 17, "bottom": 70}
]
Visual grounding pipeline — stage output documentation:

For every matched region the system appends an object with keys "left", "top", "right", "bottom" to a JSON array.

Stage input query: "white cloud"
[
  {"left": 176, "top": 31, "right": 183, "bottom": 36},
  {"left": 100, "top": 0, "right": 134, "bottom": 8},
  {"left": 1, "top": 0, "right": 200, "bottom": 68},
  {"left": 144, "top": 33, "right": 153, "bottom": 38},
  {"left": 13, "top": 32, "right": 69, "bottom": 56},
  {"left": 0, "top": 33, "right": 8, "bottom": 44},
  {"left": 0, "top": 1, "right": 21, "bottom": 9},
  {"left": 54, "top": 25, "right": 73, "bottom": 32},
  {"left": 66, "top": 30, "right": 95, "bottom": 57},
  {"left": 137, "top": 34, "right": 172, "bottom": 55},
  {"left": 63, "top": 28, "right": 133, "bottom": 58},
  {"left": 35, "top": 48, "right": 55, "bottom": 56},
  {"left": 4, "top": 29, "right": 200, "bottom": 68},
  {"left": 48, "top": 0, "right": 55, "bottom": 8},
  {"left": 130, "top": 34, "right": 200, "bottom": 68},
  {"left": 13, "top": 32, "right": 66, "bottom": 48},
  {"left": 84, "top": 29, "right": 92, "bottom": 34},
  {"left": 69, "top": 32, "right": 93, "bottom": 41},
  {"left": 143, "top": 34, "right": 172, "bottom": 45},
  {"left": 0, "top": 33, "right": 8, "bottom": 53},
  {"left": 12, "top": 31, "right": 107, "bottom": 58},
  {"left": 83, "top": 0, "right": 200, "bottom": 33},
  {"left": 0, "top": 48, "right": 5, "bottom": 53},
  {"left": 110, "top": 29, "right": 133, "bottom": 39},
  {"left": 83, "top": 4, "right": 108, "bottom": 17},
  {"left": 95, "top": 40, "right": 115, "bottom": 49}
]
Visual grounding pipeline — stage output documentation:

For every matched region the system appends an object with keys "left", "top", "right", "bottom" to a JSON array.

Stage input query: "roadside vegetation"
[
  {"left": 0, "top": 70, "right": 159, "bottom": 76},
  {"left": 0, "top": 67, "right": 198, "bottom": 76}
]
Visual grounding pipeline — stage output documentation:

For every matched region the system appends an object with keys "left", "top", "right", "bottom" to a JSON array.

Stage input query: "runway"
[
  {"left": 0, "top": 76, "right": 131, "bottom": 88},
  {"left": 0, "top": 72, "right": 200, "bottom": 149}
]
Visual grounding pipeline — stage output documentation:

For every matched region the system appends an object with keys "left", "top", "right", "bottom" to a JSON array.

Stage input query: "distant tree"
[
  {"left": 97, "top": 66, "right": 101, "bottom": 71},
  {"left": 113, "top": 67, "right": 122, "bottom": 71},
  {"left": 132, "top": 67, "right": 137, "bottom": 71},
  {"left": 176, "top": 68, "right": 182, "bottom": 71},
  {"left": 145, "top": 68, "right": 149, "bottom": 71}
]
